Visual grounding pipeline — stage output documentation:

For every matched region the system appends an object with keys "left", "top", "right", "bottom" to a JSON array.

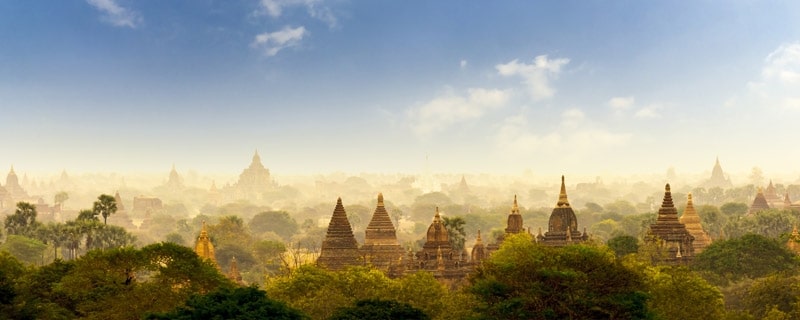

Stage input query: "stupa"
[
  {"left": 537, "top": 176, "right": 588, "bottom": 246},
  {"left": 317, "top": 198, "right": 362, "bottom": 270},
  {"left": 678, "top": 193, "right": 712, "bottom": 254},
  {"left": 359, "top": 193, "right": 404, "bottom": 269},
  {"left": 646, "top": 184, "right": 695, "bottom": 264},
  {"left": 748, "top": 187, "right": 771, "bottom": 215},
  {"left": 194, "top": 221, "right": 219, "bottom": 269}
]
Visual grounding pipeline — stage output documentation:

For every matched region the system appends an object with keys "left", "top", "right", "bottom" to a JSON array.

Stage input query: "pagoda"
[
  {"left": 705, "top": 157, "right": 733, "bottom": 189},
  {"left": 646, "top": 184, "right": 695, "bottom": 264},
  {"left": 166, "top": 164, "right": 183, "bottom": 189},
  {"left": 227, "top": 257, "right": 244, "bottom": 285},
  {"left": 537, "top": 176, "right": 588, "bottom": 246},
  {"left": 470, "top": 230, "right": 487, "bottom": 263},
  {"left": 764, "top": 180, "right": 782, "bottom": 207},
  {"left": 748, "top": 187, "right": 771, "bottom": 215},
  {"left": 359, "top": 193, "right": 404, "bottom": 270},
  {"left": 194, "top": 221, "right": 219, "bottom": 269},
  {"left": 487, "top": 195, "right": 525, "bottom": 252},
  {"left": 787, "top": 226, "right": 800, "bottom": 254},
  {"left": 784, "top": 193, "right": 794, "bottom": 211},
  {"left": 678, "top": 193, "right": 712, "bottom": 254},
  {"left": 4, "top": 166, "right": 28, "bottom": 199},
  {"left": 317, "top": 197, "right": 362, "bottom": 270}
]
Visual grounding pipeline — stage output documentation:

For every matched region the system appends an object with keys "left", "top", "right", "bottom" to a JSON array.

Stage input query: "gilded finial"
[
  {"left": 665, "top": 183, "right": 671, "bottom": 192},
  {"left": 557, "top": 175, "right": 570, "bottom": 207}
]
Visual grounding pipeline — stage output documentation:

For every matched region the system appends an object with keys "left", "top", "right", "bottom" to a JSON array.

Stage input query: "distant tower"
[
  {"left": 195, "top": 221, "right": 219, "bottom": 269},
  {"left": 233, "top": 150, "right": 275, "bottom": 201},
  {"left": 5, "top": 166, "right": 28, "bottom": 199},
  {"left": 317, "top": 198, "right": 362, "bottom": 270},
  {"left": 763, "top": 180, "right": 782, "bottom": 207},
  {"left": 538, "top": 176, "right": 588, "bottom": 246},
  {"left": 166, "top": 164, "right": 184, "bottom": 189},
  {"left": 646, "top": 184, "right": 695, "bottom": 264},
  {"left": 748, "top": 187, "right": 771, "bottom": 215},
  {"left": 114, "top": 191, "right": 125, "bottom": 212},
  {"left": 227, "top": 257, "right": 244, "bottom": 285},
  {"left": 679, "top": 193, "right": 712, "bottom": 254},
  {"left": 706, "top": 157, "right": 733, "bottom": 189},
  {"left": 784, "top": 193, "right": 793, "bottom": 211},
  {"left": 360, "top": 193, "right": 404, "bottom": 269}
]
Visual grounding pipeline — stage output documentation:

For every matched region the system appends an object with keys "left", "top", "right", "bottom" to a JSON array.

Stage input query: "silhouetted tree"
[{"left": 93, "top": 194, "right": 117, "bottom": 225}]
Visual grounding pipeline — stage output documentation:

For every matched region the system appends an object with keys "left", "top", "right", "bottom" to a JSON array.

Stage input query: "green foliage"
[
  {"left": 93, "top": 194, "right": 118, "bottom": 225},
  {"left": 644, "top": 265, "right": 725, "bottom": 319},
  {"left": 77, "top": 209, "right": 98, "bottom": 221},
  {"left": 250, "top": 211, "right": 299, "bottom": 241},
  {"left": 607, "top": 235, "right": 639, "bottom": 257},
  {"left": 164, "top": 232, "right": 186, "bottom": 246},
  {"left": 721, "top": 202, "right": 749, "bottom": 217},
  {"left": 148, "top": 286, "right": 305, "bottom": 320},
  {"left": 742, "top": 274, "right": 800, "bottom": 319},
  {"left": 693, "top": 234, "right": 800, "bottom": 284},
  {"left": 442, "top": 216, "right": 466, "bottom": 252},
  {"left": 0, "top": 235, "right": 47, "bottom": 265},
  {"left": 4, "top": 202, "right": 41, "bottom": 237},
  {"left": 604, "top": 200, "right": 638, "bottom": 215},
  {"left": 329, "top": 299, "right": 429, "bottom": 320},
  {"left": 468, "top": 234, "right": 652, "bottom": 319}
]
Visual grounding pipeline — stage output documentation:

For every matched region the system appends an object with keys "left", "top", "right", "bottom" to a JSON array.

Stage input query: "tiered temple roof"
[
  {"left": 487, "top": 195, "right": 525, "bottom": 252},
  {"left": 749, "top": 187, "right": 771, "bottom": 215},
  {"left": 317, "top": 198, "right": 362, "bottom": 270},
  {"left": 764, "top": 180, "right": 782, "bottom": 207},
  {"left": 787, "top": 226, "right": 800, "bottom": 254},
  {"left": 678, "top": 193, "right": 712, "bottom": 254},
  {"left": 195, "top": 221, "right": 219, "bottom": 269},
  {"left": 537, "top": 176, "right": 588, "bottom": 246},
  {"left": 470, "top": 230, "right": 487, "bottom": 263},
  {"left": 360, "top": 193, "right": 404, "bottom": 269},
  {"left": 419, "top": 207, "right": 451, "bottom": 259},
  {"left": 646, "top": 184, "right": 694, "bottom": 264},
  {"left": 706, "top": 157, "right": 733, "bottom": 189},
  {"left": 227, "top": 256, "right": 244, "bottom": 285}
]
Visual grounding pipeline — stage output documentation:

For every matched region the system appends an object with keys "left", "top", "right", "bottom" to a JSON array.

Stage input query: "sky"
[{"left": 2, "top": 1, "right": 800, "bottom": 177}]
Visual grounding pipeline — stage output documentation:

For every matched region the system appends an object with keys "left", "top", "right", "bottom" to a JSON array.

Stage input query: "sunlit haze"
[{"left": 2, "top": 1, "right": 800, "bottom": 178}]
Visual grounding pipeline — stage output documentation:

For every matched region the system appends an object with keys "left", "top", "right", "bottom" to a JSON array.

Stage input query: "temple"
[
  {"left": 403, "top": 207, "right": 472, "bottom": 283},
  {"left": 194, "top": 221, "right": 219, "bottom": 269},
  {"left": 470, "top": 230, "right": 487, "bottom": 264},
  {"left": 537, "top": 176, "right": 588, "bottom": 246},
  {"left": 748, "top": 187, "right": 771, "bottom": 215},
  {"left": 359, "top": 193, "right": 404, "bottom": 269},
  {"left": 165, "top": 164, "right": 184, "bottom": 190},
  {"left": 705, "top": 157, "right": 733, "bottom": 189},
  {"left": 763, "top": 180, "right": 783, "bottom": 207},
  {"left": 646, "top": 184, "right": 695, "bottom": 264},
  {"left": 678, "top": 193, "right": 712, "bottom": 254},
  {"left": 228, "top": 150, "right": 276, "bottom": 201},
  {"left": 787, "top": 226, "right": 800, "bottom": 254},
  {"left": 487, "top": 195, "right": 525, "bottom": 252},
  {"left": 227, "top": 257, "right": 244, "bottom": 285},
  {"left": 317, "top": 198, "right": 362, "bottom": 270}
]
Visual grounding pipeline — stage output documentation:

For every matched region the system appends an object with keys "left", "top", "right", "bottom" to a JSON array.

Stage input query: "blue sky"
[{"left": 2, "top": 1, "right": 800, "bottom": 177}]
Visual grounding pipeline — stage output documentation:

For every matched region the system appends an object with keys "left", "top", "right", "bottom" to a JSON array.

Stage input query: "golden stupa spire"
[{"left": 557, "top": 175, "right": 570, "bottom": 207}]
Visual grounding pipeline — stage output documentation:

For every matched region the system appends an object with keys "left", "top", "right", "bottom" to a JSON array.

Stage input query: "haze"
[{"left": 1, "top": 1, "right": 799, "bottom": 178}]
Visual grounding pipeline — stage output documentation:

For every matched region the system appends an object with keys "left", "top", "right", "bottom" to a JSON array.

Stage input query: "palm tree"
[{"left": 93, "top": 194, "right": 118, "bottom": 225}]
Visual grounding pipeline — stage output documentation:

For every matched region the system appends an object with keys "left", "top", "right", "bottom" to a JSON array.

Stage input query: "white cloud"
[
  {"left": 408, "top": 87, "right": 511, "bottom": 137},
  {"left": 460, "top": 60, "right": 468, "bottom": 69},
  {"left": 608, "top": 96, "right": 635, "bottom": 110},
  {"left": 634, "top": 105, "right": 661, "bottom": 118},
  {"left": 496, "top": 55, "right": 569, "bottom": 100},
  {"left": 259, "top": 0, "right": 337, "bottom": 28},
  {"left": 252, "top": 26, "right": 308, "bottom": 56},
  {"left": 496, "top": 108, "right": 631, "bottom": 158},
  {"left": 86, "top": 0, "right": 142, "bottom": 28},
  {"left": 743, "top": 42, "right": 800, "bottom": 110}
]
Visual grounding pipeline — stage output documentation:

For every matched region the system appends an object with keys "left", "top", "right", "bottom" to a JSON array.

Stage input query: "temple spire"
[
  {"left": 377, "top": 192, "right": 384, "bottom": 206},
  {"left": 512, "top": 194, "right": 519, "bottom": 213},
  {"left": 475, "top": 230, "right": 483, "bottom": 245},
  {"left": 557, "top": 175, "right": 570, "bottom": 207}
]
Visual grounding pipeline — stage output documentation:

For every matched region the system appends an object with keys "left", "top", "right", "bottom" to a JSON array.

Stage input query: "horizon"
[{"left": 2, "top": 2, "right": 800, "bottom": 176}]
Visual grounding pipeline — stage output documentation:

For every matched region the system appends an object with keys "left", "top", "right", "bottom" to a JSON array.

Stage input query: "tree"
[
  {"left": 54, "top": 191, "right": 69, "bottom": 209},
  {"left": 249, "top": 211, "right": 298, "bottom": 241},
  {"left": 76, "top": 209, "right": 98, "bottom": 221},
  {"left": 93, "top": 194, "right": 118, "bottom": 225},
  {"left": 0, "top": 235, "right": 47, "bottom": 266},
  {"left": 329, "top": 299, "right": 429, "bottom": 320},
  {"left": 4, "top": 202, "right": 41, "bottom": 237},
  {"left": 644, "top": 265, "right": 725, "bottom": 319},
  {"left": 147, "top": 286, "right": 305, "bottom": 320},
  {"left": 442, "top": 216, "right": 466, "bottom": 252},
  {"left": 742, "top": 274, "right": 800, "bottom": 318},
  {"left": 607, "top": 235, "right": 639, "bottom": 257},
  {"left": 692, "top": 234, "right": 799, "bottom": 284},
  {"left": 468, "top": 234, "right": 652, "bottom": 320},
  {"left": 719, "top": 202, "right": 749, "bottom": 217}
]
